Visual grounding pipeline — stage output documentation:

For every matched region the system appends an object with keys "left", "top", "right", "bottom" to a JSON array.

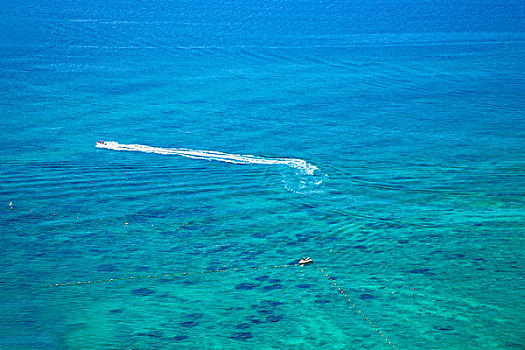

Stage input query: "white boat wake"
[{"left": 96, "top": 141, "right": 319, "bottom": 175}]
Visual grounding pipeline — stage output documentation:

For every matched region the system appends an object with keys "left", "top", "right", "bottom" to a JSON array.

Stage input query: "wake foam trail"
[{"left": 96, "top": 141, "right": 318, "bottom": 175}]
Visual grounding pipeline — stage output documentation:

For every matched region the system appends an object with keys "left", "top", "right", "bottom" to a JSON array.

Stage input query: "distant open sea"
[{"left": 1, "top": 1, "right": 524, "bottom": 349}]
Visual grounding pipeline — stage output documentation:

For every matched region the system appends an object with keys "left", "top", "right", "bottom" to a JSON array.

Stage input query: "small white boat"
[
  {"left": 299, "top": 257, "right": 313, "bottom": 265},
  {"left": 96, "top": 140, "right": 105, "bottom": 145}
]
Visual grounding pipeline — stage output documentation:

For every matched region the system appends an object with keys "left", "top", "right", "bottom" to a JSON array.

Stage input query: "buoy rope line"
[
  {"left": 6, "top": 208, "right": 284, "bottom": 233},
  {"left": 10, "top": 202, "right": 399, "bottom": 348},
  {"left": 5, "top": 206, "right": 191, "bottom": 230},
  {"left": 316, "top": 266, "right": 396, "bottom": 349},
  {"left": 46, "top": 261, "right": 394, "bottom": 348},
  {"left": 46, "top": 263, "right": 302, "bottom": 288},
  {"left": 10, "top": 203, "right": 398, "bottom": 348}
]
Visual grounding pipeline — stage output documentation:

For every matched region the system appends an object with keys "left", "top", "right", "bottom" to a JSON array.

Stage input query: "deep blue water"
[{"left": 1, "top": 1, "right": 524, "bottom": 349}]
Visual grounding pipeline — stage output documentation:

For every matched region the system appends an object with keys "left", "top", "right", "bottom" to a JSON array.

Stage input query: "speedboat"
[
  {"left": 96, "top": 140, "right": 105, "bottom": 145},
  {"left": 299, "top": 257, "right": 313, "bottom": 265}
]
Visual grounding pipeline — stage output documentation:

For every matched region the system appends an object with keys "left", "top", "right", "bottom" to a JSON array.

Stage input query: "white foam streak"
[{"left": 96, "top": 141, "right": 318, "bottom": 175}]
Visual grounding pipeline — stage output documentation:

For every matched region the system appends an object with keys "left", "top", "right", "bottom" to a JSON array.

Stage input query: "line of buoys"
[
  {"left": 316, "top": 266, "right": 396, "bottom": 349},
  {"left": 45, "top": 259, "right": 395, "bottom": 348},
  {"left": 11, "top": 202, "right": 397, "bottom": 347},
  {"left": 6, "top": 204, "right": 191, "bottom": 231},
  {"left": 45, "top": 262, "right": 304, "bottom": 288}
]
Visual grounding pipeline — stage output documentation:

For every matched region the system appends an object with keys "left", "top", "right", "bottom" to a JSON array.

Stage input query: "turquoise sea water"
[{"left": 1, "top": 1, "right": 524, "bottom": 349}]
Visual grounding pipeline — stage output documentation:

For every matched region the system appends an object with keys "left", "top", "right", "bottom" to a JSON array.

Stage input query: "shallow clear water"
[{"left": 1, "top": 1, "right": 524, "bottom": 349}]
